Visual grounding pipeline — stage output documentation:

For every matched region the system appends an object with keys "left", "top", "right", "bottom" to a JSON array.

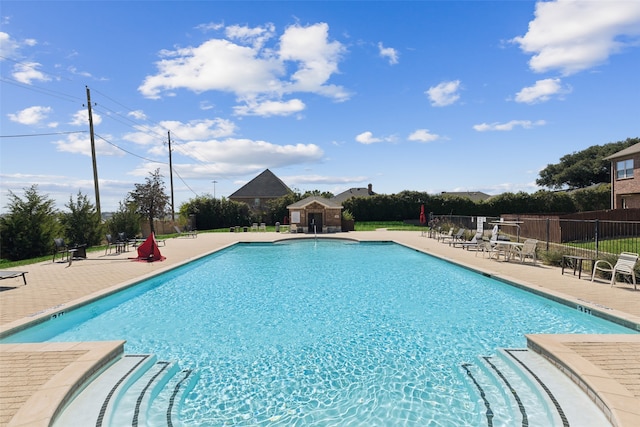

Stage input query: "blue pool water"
[{"left": 4, "top": 240, "right": 636, "bottom": 425}]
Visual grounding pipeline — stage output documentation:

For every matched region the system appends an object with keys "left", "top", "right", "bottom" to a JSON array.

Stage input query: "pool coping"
[{"left": 1, "top": 232, "right": 639, "bottom": 426}]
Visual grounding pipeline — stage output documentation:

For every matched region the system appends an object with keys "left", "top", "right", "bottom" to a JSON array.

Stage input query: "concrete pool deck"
[{"left": 1, "top": 230, "right": 639, "bottom": 426}]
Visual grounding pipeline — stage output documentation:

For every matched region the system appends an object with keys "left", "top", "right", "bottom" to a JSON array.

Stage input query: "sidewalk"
[{"left": 1, "top": 230, "right": 639, "bottom": 426}]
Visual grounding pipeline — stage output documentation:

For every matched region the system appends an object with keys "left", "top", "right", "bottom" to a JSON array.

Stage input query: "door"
[{"left": 307, "top": 213, "right": 323, "bottom": 233}]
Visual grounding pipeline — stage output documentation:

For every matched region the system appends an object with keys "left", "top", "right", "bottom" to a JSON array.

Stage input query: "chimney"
[{"left": 368, "top": 183, "right": 373, "bottom": 194}]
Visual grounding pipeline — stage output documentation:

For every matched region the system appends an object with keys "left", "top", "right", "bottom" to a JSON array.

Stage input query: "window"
[{"left": 616, "top": 159, "right": 634, "bottom": 179}]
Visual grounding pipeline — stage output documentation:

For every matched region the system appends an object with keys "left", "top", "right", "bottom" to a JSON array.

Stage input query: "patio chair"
[
  {"left": 105, "top": 234, "right": 124, "bottom": 254},
  {"left": 591, "top": 252, "right": 639, "bottom": 290},
  {"left": 174, "top": 225, "right": 197, "bottom": 238},
  {"left": 53, "top": 238, "right": 72, "bottom": 263},
  {"left": 259, "top": 223, "right": 267, "bottom": 232},
  {"left": 251, "top": 223, "right": 258, "bottom": 232},
  {"left": 475, "top": 233, "right": 500, "bottom": 258},
  {"left": 517, "top": 239, "right": 538, "bottom": 265}
]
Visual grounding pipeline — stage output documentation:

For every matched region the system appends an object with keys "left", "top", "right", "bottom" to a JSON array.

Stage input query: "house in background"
[
  {"left": 331, "top": 183, "right": 376, "bottom": 203},
  {"left": 440, "top": 191, "right": 491, "bottom": 203},
  {"left": 604, "top": 142, "right": 640, "bottom": 209},
  {"left": 228, "top": 169, "right": 292, "bottom": 213}
]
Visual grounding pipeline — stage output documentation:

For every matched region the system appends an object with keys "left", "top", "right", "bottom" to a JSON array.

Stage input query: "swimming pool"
[{"left": 3, "top": 240, "right": 636, "bottom": 425}]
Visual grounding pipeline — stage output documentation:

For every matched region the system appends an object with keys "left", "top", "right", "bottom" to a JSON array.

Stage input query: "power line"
[
  {"left": 0, "top": 130, "right": 87, "bottom": 138},
  {"left": 0, "top": 77, "right": 83, "bottom": 104},
  {"left": 95, "top": 133, "right": 168, "bottom": 164}
]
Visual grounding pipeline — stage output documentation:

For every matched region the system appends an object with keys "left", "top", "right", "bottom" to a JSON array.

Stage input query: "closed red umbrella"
[{"left": 419, "top": 204, "right": 427, "bottom": 225}]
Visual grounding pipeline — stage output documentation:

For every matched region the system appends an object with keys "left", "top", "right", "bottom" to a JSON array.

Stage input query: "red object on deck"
[{"left": 134, "top": 233, "right": 165, "bottom": 262}]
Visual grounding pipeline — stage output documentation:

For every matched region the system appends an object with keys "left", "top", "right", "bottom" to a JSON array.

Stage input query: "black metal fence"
[{"left": 432, "top": 214, "right": 640, "bottom": 259}]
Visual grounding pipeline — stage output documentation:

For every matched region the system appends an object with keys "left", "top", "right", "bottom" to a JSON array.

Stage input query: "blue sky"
[{"left": 1, "top": 1, "right": 639, "bottom": 214}]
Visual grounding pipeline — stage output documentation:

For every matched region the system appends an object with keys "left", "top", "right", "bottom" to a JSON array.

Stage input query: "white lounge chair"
[
  {"left": 458, "top": 231, "right": 482, "bottom": 249},
  {"left": 436, "top": 228, "right": 453, "bottom": 242},
  {"left": 441, "top": 228, "right": 465, "bottom": 245},
  {"left": 591, "top": 252, "right": 638, "bottom": 290}
]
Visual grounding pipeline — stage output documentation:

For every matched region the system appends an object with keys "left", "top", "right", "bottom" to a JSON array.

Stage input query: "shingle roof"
[
  {"left": 440, "top": 191, "right": 491, "bottom": 202},
  {"left": 228, "top": 169, "right": 292, "bottom": 198},
  {"left": 287, "top": 196, "right": 343, "bottom": 209},
  {"left": 331, "top": 187, "right": 374, "bottom": 203},
  {"left": 604, "top": 142, "right": 640, "bottom": 160}
]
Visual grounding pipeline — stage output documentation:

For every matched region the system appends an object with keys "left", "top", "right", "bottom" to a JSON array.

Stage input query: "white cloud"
[
  {"left": 426, "top": 80, "right": 461, "bottom": 107},
  {"left": 123, "top": 118, "right": 237, "bottom": 148},
  {"left": 127, "top": 110, "right": 147, "bottom": 120},
  {"left": 355, "top": 131, "right": 397, "bottom": 144},
  {"left": 0, "top": 32, "right": 20, "bottom": 59},
  {"left": 355, "top": 131, "right": 381, "bottom": 144},
  {"left": 408, "top": 129, "right": 439, "bottom": 143},
  {"left": 473, "top": 119, "right": 546, "bottom": 132},
  {"left": 171, "top": 138, "right": 324, "bottom": 178},
  {"left": 514, "top": 78, "right": 571, "bottom": 104},
  {"left": 512, "top": 0, "right": 640, "bottom": 75},
  {"left": 7, "top": 106, "right": 52, "bottom": 125},
  {"left": 378, "top": 42, "right": 399, "bottom": 64},
  {"left": 12, "top": 61, "right": 50, "bottom": 85},
  {"left": 287, "top": 174, "right": 367, "bottom": 184},
  {"left": 69, "top": 109, "right": 101, "bottom": 126},
  {"left": 139, "top": 22, "right": 349, "bottom": 112},
  {"left": 196, "top": 22, "right": 225, "bottom": 32},
  {"left": 225, "top": 23, "right": 275, "bottom": 49},
  {"left": 53, "top": 132, "right": 122, "bottom": 157},
  {"left": 233, "top": 98, "right": 305, "bottom": 117}
]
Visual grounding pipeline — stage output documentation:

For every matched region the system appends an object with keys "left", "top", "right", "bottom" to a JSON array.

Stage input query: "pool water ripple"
[{"left": 5, "top": 240, "right": 636, "bottom": 426}]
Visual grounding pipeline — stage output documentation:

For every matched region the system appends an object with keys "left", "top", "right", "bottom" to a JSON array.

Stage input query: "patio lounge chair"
[
  {"left": 174, "top": 225, "right": 197, "bottom": 238},
  {"left": 591, "top": 252, "right": 639, "bottom": 290},
  {"left": 458, "top": 231, "right": 482, "bottom": 249},
  {"left": 436, "top": 228, "right": 453, "bottom": 242},
  {"left": 441, "top": 228, "right": 466, "bottom": 245},
  {"left": 0, "top": 270, "right": 28, "bottom": 285}
]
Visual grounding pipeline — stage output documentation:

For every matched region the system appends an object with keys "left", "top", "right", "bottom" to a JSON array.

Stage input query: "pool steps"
[
  {"left": 52, "top": 354, "right": 199, "bottom": 426},
  {"left": 463, "top": 349, "right": 610, "bottom": 426},
  {"left": 52, "top": 348, "right": 610, "bottom": 426}
]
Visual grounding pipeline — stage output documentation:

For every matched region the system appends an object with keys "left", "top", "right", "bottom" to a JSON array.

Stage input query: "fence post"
[
  {"left": 594, "top": 219, "right": 599, "bottom": 258},
  {"left": 545, "top": 218, "right": 550, "bottom": 252}
]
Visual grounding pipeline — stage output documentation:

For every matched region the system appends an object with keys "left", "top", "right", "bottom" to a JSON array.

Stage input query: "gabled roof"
[
  {"left": 604, "top": 142, "right": 640, "bottom": 160},
  {"left": 331, "top": 187, "right": 375, "bottom": 203},
  {"left": 287, "top": 196, "right": 343, "bottom": 209},
  {"left": 229, "top": 169, "right": 292, "bottom": 198},
  {"left": 440, "top": 191, "right": 492, "bottom": 202}
]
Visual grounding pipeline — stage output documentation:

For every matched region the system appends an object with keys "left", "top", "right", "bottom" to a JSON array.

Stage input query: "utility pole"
[
  {"left": 168, "top": 130, "right": 175, "bottom": 221},
  {"left": 86, "top": 86, "right": 101, "bottom": 218}
]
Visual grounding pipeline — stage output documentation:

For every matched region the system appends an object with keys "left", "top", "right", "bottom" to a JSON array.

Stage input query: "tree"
[
  {"left": 0, "top": 185, "right": 60, "bottom": 261},
  {"left": 128, "top": 169, "right": 170, "bottom": 235},
  {"left": 60, "top": 191, "right": 103, "bottom": 246},
  {"left": 106, "top": 201, "right": 141, "bottom": 238},
  {"left": 536, "top": 137, "right": 639, "bottom": 190}
]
